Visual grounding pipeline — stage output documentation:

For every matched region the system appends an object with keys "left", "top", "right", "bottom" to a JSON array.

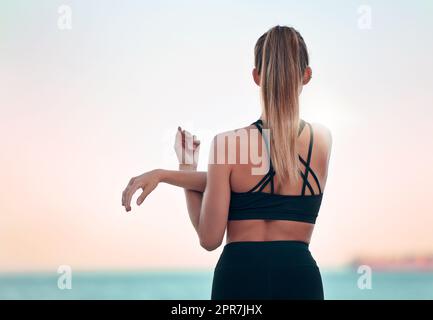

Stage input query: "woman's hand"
[
  {"left": 122, "top": 169, "right": 161, "bottom": 212},
  {"left": 174, "top": 126, "right": 200, "bottom": 170}
]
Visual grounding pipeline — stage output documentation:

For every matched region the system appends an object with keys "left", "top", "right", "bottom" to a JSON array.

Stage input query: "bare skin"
[
  {"left": 122, "top": 67, "right": 332, "bottom": 251},
  {"left": 226, "top": 121, "right": 332, "bottom": 244}
]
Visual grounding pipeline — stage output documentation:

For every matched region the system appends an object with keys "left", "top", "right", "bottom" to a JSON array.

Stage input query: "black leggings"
[{"left": 211, "top": 240, "right": 324, "bottom": 300}]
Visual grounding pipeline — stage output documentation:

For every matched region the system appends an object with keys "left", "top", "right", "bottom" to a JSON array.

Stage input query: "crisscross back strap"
[
  {"left": 300, "top": 122, "right": 322, "bottom": 195},
  {"left": 248, "top": 119, "right": 306, "bottom": 194},
  {"left": 247, "top": 120, "right": 274, "bottom": 193}
]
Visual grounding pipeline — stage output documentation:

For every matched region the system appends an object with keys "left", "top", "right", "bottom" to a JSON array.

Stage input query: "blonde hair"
[{"left": 254, "top": 25, "right": 309, "bottom": 187}]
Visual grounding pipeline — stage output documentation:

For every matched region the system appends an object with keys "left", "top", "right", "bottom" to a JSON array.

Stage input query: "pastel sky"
[{"left": 1, "top": 0, "right": 432, "bottom": 272}]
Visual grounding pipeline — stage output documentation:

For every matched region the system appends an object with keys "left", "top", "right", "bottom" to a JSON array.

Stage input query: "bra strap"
[
  {"left": 301, "top": 122, "right": 314, "bottom": 195},
  {"left": 250, "top": 119, "right": 306, "bottom": 194},
  {"left": 299, "top": 169, "right": 315, "bottom": 195},
  {"left": 248, "top": 171, "right": 272, "bottom": 193},
  {"left": 299, "top": 155, "right": 322, "bottom": 194},
  {"left": 248, "top": 120, "right": 275, "bottom": 193}
]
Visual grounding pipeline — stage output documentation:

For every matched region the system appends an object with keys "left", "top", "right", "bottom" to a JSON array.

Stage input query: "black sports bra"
[{"left": 228, "top": 119, "right": 323, "bottom": 224}]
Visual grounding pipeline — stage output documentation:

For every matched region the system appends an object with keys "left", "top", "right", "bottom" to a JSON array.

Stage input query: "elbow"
[
  {"left": 197, "top": 222, "right": 223, "bottom": 251},
  {"left": 199, "top": 238, "right": 222, "bottom": 251}
]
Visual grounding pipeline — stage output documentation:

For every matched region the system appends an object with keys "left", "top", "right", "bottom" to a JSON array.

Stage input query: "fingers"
[
  {"left": 194, "top": 142, "right": 201, "bottom": 152},
  {"left": 193, "top": 138, "right": 200, "bottom": 149},
  {"left": 174, "top": 127, "right": 183, "bottom": 149},
  {"left": 181, "top": 127, "right": 190, "bottom": 149},
  {"left": 122, "top": 180, "right": 139, "bottom": 212},
  {"left": 122, "top": 177, "right": 134, "bottom": 206},
  {"left": 177, "top": 126, "right": 200, "bottom": 166},
  {"left": 193, "top": 135, "right": 200, "bottom": 145},
  {"left": 178, "top": 126, "right": 200, "bottom": 149},
  {"left": 136, "top": 185, "right": 153, "bottom": 206},
  {"left": 136, "top": 189, "right": 146, "bottom": 206},
  {"left": 125, "top": 186, "right": 136, "bottom": 212}
]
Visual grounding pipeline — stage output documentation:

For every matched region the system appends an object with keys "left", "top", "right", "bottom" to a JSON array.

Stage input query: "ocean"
[{"left": 0, "top": 269, "right": 432, "bottom": 300}]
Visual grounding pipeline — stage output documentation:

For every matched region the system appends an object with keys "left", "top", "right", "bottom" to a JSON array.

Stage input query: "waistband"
[
  {"left": 224, "top": 240, "right": 309, "bottom": 249},
  {"left": 216, "top": 240, "right": 317, "bottom": 269}
]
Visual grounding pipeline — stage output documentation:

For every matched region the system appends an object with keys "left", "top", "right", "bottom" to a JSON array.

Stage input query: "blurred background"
[{"left": 1, "top": 0, "right": 433, "bottom": 299}]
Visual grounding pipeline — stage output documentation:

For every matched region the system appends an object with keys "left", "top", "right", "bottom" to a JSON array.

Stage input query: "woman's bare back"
[{"left": 226, "top": 120, "right": 332, "bottom": 244}]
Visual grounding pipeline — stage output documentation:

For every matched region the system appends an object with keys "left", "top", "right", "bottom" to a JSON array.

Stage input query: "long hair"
[{"left": 254, "top": 25, "right": 309, "bottom": 186}]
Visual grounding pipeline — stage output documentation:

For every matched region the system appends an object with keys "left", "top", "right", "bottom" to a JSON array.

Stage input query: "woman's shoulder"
[
  {"left": 310, "top": 122, "right": 332, "bottom": 145},
  {"left": 309, "top": 121, "right": 333, "bottom": 163}
]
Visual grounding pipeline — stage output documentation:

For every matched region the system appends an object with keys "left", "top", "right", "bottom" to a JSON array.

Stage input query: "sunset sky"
[{"left": 1, "top": 0, "right": 433, "bottom": 272}]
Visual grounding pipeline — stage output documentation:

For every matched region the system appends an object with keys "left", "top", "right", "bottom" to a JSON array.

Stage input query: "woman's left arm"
[
  {"left": 196, "top": 150, "right": 231, "bottom": 251},
  {"left": 122, "top": 131, "right": 231, "bottom": 251},
  {"left": 163, "top": 134, "right": 231, "bottom": 251}
]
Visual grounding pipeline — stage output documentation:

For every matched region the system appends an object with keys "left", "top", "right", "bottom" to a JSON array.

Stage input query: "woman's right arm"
[
  {"left": 158, "top": 167, "right": 206, "bottom": 192},
  {"left": 121, "top": 167, "right": 206, "bottom": 212}
]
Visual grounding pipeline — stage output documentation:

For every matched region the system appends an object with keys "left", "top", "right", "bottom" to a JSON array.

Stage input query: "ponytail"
[{"left": 254, "top": 25, "right": 309, "bottom": 186}]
